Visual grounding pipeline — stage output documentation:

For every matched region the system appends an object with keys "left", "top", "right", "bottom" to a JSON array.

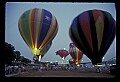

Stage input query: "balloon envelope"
[
  {"left": 18, "top": 8, "right": 58, "bottom": 56},
  {"left": 69, "top": 9, "right": 116, "bottom": 65},
  {"left": 56, "top": 50, "right": 69, "bottom": 60},
  {"left": 69, "top": 43, "right": 83, "bottom": 65}
]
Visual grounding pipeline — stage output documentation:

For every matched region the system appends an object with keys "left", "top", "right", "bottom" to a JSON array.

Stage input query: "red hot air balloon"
[
  {"left": 69, "top": 43, "right": 83, "bottom": 65},
  {"left": 69, "top": 9, "right": 116, "bottom": 65},
  {"left": 56, "top": 49, "right": 69, "bottom": 63},
  {"left": 18, "top": 8, "right": 58, "bottom": 58}
]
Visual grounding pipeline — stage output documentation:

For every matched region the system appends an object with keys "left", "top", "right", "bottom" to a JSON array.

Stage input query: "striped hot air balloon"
[
  {"left": 18, "top": 8, "right": 58, "bottom": 57},
  {"left": 69, "top": 43, "right": 83, "bottom": 65},
  {"left": 69, "top": 9, "right": 116, "bottom": 65}
]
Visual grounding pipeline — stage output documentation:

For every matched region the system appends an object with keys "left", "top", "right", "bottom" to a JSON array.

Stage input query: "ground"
[{"left": 8, "top": 68, "right": 116, "bottom": 78}]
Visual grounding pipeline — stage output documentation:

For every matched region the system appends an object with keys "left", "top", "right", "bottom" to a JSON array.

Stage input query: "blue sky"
[{"left": 5, "top": 2, "right": 116, "bottom": 64}]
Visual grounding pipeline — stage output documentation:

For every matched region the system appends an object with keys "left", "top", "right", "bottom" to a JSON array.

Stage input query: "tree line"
[{"left": 5, "top": 42, "right": 31, "bottom": 65}]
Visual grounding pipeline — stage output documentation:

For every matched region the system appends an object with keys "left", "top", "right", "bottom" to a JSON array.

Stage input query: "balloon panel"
[{"left": 40, "top": 41, "right": 52, "bottom": 55}]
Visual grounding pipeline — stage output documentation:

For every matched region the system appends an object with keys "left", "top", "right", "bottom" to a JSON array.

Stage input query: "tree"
[
  {"left": 14, "top": 51, "right": 21, "bottom": 61},
  {"left": 5, "top": 42, "right": 31, "bottom": 65},
  {"left": 5, "top": 42, "right": 16, "bottom": 65},
  {"left": 19, "top": 56, "right": 31, "bottom": 63},
  {"left": 21, "top": 57, "right": 31, "bottom": 63}
]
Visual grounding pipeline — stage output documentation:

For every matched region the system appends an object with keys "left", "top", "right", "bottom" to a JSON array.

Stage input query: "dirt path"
[{"left": 11, "top": 70, "right": 115, "bottom": 78}]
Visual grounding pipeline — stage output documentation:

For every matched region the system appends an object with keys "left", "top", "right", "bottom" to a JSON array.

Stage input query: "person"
[
  {"left": 96, "top": 67, "right": 101, "bottom": 73},
  {"left": 18, "top": 65, "right": 22, "bottom": 74}
]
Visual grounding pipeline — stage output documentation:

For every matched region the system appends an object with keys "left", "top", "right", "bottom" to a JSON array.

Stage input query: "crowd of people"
[
  {"left": 5, "top": 63, "right": 85, "bottom": 76},
  {"left": 5, "top": 62, "right": 111, "bottom": 77},
  {"left": 5, "top": 65, "right": 25, "bottom": 75}
]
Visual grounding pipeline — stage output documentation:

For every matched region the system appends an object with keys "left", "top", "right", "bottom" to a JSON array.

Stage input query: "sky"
[{"left": 5, "top": 2, "right": 116, "bottom": 64}]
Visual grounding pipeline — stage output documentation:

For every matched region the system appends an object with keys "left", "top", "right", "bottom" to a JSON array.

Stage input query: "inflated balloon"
[
  {"left": 69, "top": 9, "right": 116, "bottom": 65},
  {"left": 69, "top": 43, "right": 83, "bottom": 65},
  {"left": 18, "top": 8, "right": 58, "bottom": 56},
  {"left": 56, "top": 49, "right": 69, "bottom": 63}
]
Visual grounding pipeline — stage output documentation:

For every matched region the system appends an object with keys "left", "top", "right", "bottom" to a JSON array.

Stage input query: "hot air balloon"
[
  {"left": 69, "top": 9, "right": 116, "bottom": 65},
  {"left": 69, "top": 43, "right": 83, "bottom": 65},
  {"left": 56, "top": 49, "right": 69, "bottom": 63},
  {"left": 18, "top": 8, "right": 58, "bottom": 59}
]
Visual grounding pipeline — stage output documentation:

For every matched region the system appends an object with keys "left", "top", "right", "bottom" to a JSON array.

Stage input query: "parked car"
[{"left": 109, "top": 65, "right": 116, "bottom": 75}]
